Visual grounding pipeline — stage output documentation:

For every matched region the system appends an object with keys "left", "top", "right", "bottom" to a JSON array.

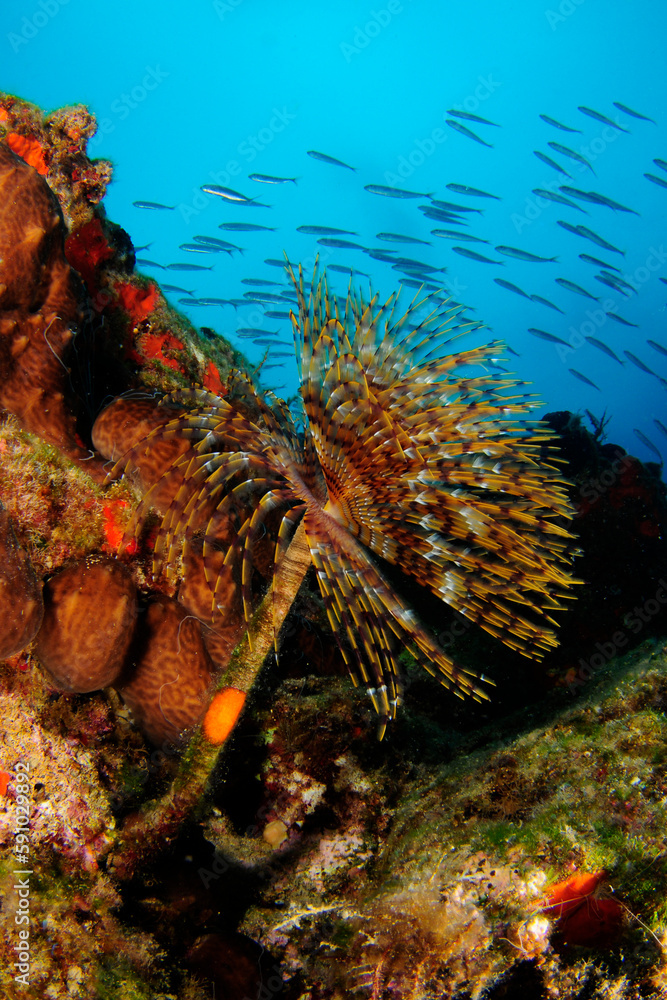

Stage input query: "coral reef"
[
  {"left": 0, "top": 503, "right": 43, "bottom": 658},
  {"left": 229, "top": 640, "right": 667, "bottom": 997}
]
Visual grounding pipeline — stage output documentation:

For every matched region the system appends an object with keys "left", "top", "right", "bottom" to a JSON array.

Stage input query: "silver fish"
[
  {"left": 430, "top": 199, "right": 484, "bottom": 214},
  {"left": 612, "top": 102, "right": 656, "bottom": 124},
  {"left": 578, "top": 106, "right": 630, "bottom": 133},
  {"left": 555, "top": 278, "right": 599, "bottom": 300},
  {"left": 557, "top": 220, "right": 584, "bottom": 237},
  {"left": 560, "top": 186, "right": 639, "bottom": 215},
  {"left": 248, "top": 173, "right": 297, "bottom": 184},
  {"left": 264, "top": 310, "right": 292, "bottom": 318},
  {"left": 236, "top": 334, "right": 280, "bottom": 343},
  {"left": 534, "top": 150, "right": 571, "bottom": 178},
  {"left": 448, "top": 109, "right": 500, "bottom": 126},
  {"left": 539, "top": 114, "right": 581, "bottom": 133},
  {"left": 579, "top": 253, "right": 621, "bottom": 272},
  {"left": 162, "top": 284, "right": 195, "bottom": 294},
  {"left": 606, "top": 312, "right": 639, "bottom": 328},
  {"left": 654, "top": 418, "right": 667, "bottom": 439},
  {"left": 569, "top": 368, "right": 600, "bottom": 390},
  {"left": 585, "top": 336, "right": 624, "bottom": 365},
  {"left": 297, "top": 225, "right": 358, "bottom": 236},
  {"left": 365, "top": 184, "right": 431, "bottom": 199},
  {"left": 531, "top": 294, "right": 564, "bottom": 313},
  {"left": 195, "top": 235, "right": 245, "bottom": 251},
  {"left": 647, "top": 340, "right": 667, "bottom": 358},
  {"left": 446, "top": 119, "right": 493, "bottom": 148},
  {"left": 446, "top": 183, "right": 501, "bottom": 199},
  {"left": 547, "top": 141, "right": 595, "bottom": 174},
  {"left": 317, "top": 238, "right": 366, "bottom": 249},
  {"left": 180, "top": 243, "right": 231, "bottom": 254},
  {"left": 573, "top": 225, "right": 625, "bottom": 255},
  {"left": 496, "top": 246, "right": 558, "bottom": 263},
  {"left": 624, "top": 351, "right": 655, "bottom": 374},
  {"left": 595, "top": 274, "right": 630, "bottom": 296},
  {"left": 431, "top": 229, "right": 489, "bottom": 244},
  {"left": 421, "top": 207, "right": 472, "bottom": 224},
  {"left": 307, "top": 150, "right": 356, "bottom": 171},
  {"left": 376, "top": 232, "right": 432, "bottom": 246},
  {"left": 136, "top": 258, "right": 164, "bottom": 269},
  {"left": 241, "top": 278, "right": 283, "bottom": 286},
  {"left": 600, "top": 271, "right": 636, "bottom": 294},
  {"left": 132, "top": 200, "right": 174, "bottom": 210},
  {"left": 243, "top": 291, "right": 289, "bottom": 303},
  {"left": 166, "top": 262, "right": 214, "bottom": 272},
  {"left": 219, "top": 223, "right": 277, "bottom": 232},
  {"left": 532, "top": 188, "right": 587, "bottom": 213},
  {"left": 452, "top": 246, "right": 503, "bottom": 264},
  {"left": 654, "top": 159, "right": 667, "bottom": 173},
  {"left": 201, "top": 184, "right": 254, "bottom": 202},
  {"left": 633, "top": 429, "right": 663, "bottom": 462},
  {"left": 527, "top": 328, "right": 569, "bottom": 345},
  {"left": 645, "top": 173, "right": 667, "bottom": 190},
  {"left": 328, "top": 264, "right": 370, "bottom": 276},
  {"left": 494, "top": 278, "right": 531, "bottom": 299}
]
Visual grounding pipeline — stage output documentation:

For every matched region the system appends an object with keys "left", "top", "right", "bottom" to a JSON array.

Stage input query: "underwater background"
[
  {"left": 4, "top": 0, "right": 667, "bottom": 467},
  {"left": 4, "top": 4, "right": 667, "bottom": 999}
]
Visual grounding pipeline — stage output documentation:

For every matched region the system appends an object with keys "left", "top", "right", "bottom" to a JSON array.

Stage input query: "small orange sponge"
[{"left": 203, "top": 688, "right": 246, "bottom": 745}]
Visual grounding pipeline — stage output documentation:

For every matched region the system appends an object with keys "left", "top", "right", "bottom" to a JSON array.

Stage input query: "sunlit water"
[{"left": 4, "top": 0, "right": 667, "bottom": 467}]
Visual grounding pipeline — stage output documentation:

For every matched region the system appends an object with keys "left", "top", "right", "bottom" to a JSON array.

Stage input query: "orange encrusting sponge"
[{"left": 203, "top": 687, "right": 247, "bottom": 745}]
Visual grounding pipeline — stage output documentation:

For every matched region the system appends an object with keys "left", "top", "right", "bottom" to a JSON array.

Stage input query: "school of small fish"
[{"left": 131, "top": 101, "right": 666, "bottom": 462}]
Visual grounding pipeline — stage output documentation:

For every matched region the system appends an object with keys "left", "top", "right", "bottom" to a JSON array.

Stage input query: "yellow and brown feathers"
[{"left": 113, "top": 265, "right": 578, "bottom": 733}]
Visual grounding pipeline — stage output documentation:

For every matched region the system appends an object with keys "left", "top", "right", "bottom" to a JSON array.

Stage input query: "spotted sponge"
[
  {"left": 35, "top": 556, "right": 138, "bottom": 692},
  {"left": 115, "top": 596, "right": 214, "bottom": 746}
]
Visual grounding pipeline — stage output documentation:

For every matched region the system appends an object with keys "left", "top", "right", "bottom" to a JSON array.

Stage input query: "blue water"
[{"left": 4, "top": 0, "right": 667, "bottom": 466}]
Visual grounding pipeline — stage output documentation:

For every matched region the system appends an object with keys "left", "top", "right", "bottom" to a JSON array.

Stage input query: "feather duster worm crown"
[{"left": 113, "top": 264, "right": 578, "bottom": 735}]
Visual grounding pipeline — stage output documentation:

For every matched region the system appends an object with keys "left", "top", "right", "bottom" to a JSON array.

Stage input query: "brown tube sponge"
[
  {"left": 35, "top": 556, "right": 137, "bottom": 692},
  {"left": 115, "top": 596, "right": 214, "bottom": 746},
  {"left": 0, "top": 504, "right": 44, "bottom": 658}
]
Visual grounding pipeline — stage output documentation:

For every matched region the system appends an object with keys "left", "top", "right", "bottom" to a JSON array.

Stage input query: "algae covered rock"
[
  {"left": 35, "top": 556, "right": 137, "bottom": 692},
  {"left": 0, "top": 503, "right": 43, "bottom": 658}
]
